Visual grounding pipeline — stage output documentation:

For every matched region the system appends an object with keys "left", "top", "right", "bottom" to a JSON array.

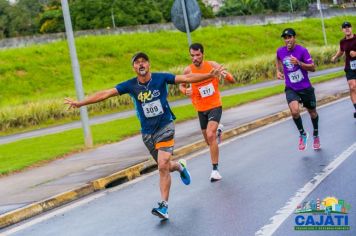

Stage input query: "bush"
[{"left": 0, "top": 45, "right": 340, "bottom": 132}]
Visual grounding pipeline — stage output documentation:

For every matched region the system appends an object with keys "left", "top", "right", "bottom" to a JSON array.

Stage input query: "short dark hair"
[{"left": 189, "top": 43, "right": 204, "bottom": 54}]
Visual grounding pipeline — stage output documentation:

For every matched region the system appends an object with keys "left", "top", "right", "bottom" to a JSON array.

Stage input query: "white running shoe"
[{"left": 210, "top": 170, "right": 222, "bottom": 182}]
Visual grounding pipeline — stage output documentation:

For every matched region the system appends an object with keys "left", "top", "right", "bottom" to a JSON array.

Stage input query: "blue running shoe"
[
  {"left": 298, "top": 132, "right": 308, "bottom": 151},
  {"left": 152, "top": 201, "right": 169, "bottom": 220},
  {"left": 178, "top": 159, "right": 191, "bottom": 185}
]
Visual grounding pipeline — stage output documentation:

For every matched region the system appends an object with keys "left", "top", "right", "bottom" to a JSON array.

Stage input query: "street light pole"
[
  {"left": 180, "top": 0, "right": 192, "bottom": 46},
  {"left": 111, "top": 0, "right": 116, "bottom": 28},
  {"left": 61, "top": 0, "right": 93, "bottom": 147},
  {"left": 289, "top": 0, "right": 294, "bottom": 13},
  {"left": 317, "top": 0, "right": 328, "bottom": 46}
]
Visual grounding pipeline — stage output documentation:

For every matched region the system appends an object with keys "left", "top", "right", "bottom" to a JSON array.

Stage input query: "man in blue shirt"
[{"left": 65, "top": 52, "right": 223, "bottom": 220}]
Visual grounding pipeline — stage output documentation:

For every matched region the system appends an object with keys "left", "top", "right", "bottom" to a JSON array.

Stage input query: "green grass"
[
  {"left": 0, "top": 16, "right": 354, "bottom": 108},
  {"left": 0, "top": 71, "right": 344, "bottom": 175}
]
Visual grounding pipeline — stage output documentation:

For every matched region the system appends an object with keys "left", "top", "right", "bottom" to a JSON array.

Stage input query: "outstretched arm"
[
  {"left": 174, "top": 66, "right": 223, "bottom": 84},
  {"left": 209, "top": 61, "right": 235, "bottom": 84},
  {"left": 179, "top": 66, "right": 192, "bottom": 96},
  {"left": 65, "top": 88, "right": 118, "bottom": 109}
]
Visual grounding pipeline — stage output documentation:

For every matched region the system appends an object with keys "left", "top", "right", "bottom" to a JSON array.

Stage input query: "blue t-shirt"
[
  {"left": 276, "top": 44, "right": 313, "bottom": 91},
  {"left": 115, "top": 73, "right": 176, "bottom": 134}
]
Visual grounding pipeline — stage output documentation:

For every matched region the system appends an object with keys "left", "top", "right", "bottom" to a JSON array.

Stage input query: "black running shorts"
[
  {"left": 285, "top": 87, "right": 316, "bottom": 110},
  {"left": 197, "top": 106, "right": 222, "bottom": 130},
  {"left": 345, "top": 68, "right": 356, "bottom": 81}
]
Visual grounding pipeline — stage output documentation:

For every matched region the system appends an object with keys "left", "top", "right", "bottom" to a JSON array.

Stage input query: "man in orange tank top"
[{"left": 179, "top": 43, "right": 235, "bottom": 182}]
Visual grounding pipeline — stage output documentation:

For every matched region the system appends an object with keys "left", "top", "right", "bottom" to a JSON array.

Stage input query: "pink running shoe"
[
  {"left": 313, "top": 136, "right": 321, "bottom": 150},
  {"left": 298, "top": 133, "right": 308, "bottom": 151}
]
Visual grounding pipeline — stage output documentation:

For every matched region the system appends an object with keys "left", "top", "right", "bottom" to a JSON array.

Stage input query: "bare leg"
[
  {"left": 157, "top": 150, "right": 172, "bottom": 201},
  {"left": 206, "top": 121, "right": 219, "bottom": 165},
  {"left": 288, "top": 101, "right": 301, "bottom": 119},
  {"left": 348, "top": 80, "right": 356, "bottom": 111}
]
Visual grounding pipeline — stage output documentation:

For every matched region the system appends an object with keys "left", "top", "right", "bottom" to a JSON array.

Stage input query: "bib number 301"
[{"left": 142, "top": 100, "right": 164, "bottom": 118}]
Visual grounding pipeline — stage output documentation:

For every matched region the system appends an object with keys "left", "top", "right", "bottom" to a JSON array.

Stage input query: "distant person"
[
  {"left": 179, "top": 43, "right": 235, "bottom": 182},
  {"left": 65, "top": 52, "right": 224, "bottom": 220},
  {"left": 276, "top": 28, "right": 320, "bottom": 151},
  {"left": 331, "top": 21, "right": 356, "bottom": 118}
]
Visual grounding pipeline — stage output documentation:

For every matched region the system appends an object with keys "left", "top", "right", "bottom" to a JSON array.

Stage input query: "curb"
[{"left": 0, "top": 91, "right": 349, "bottom": 229}]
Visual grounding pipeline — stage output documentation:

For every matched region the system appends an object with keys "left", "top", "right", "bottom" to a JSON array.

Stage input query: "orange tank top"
[{"left": 189, "top": 61, "right": 221, "bottom": 112}]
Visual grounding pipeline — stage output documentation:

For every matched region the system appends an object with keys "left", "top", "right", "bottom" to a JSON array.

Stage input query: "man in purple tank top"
[
  {"left": 331, "top": 21, "right": 356, "bottom": 119},
  {"left": 276, "top": 28, "right": 321, "bottom": 151}
]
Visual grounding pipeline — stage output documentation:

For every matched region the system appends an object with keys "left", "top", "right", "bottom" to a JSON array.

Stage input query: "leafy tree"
[
  {"left": 0, "top": 0, "right": 11, "bottom": 38},
  {"left": 217, "top": 0, "right": 264, "bottom": 16},
  {"left": 11, "top": 0, "right": 43, "bottom": 35}
]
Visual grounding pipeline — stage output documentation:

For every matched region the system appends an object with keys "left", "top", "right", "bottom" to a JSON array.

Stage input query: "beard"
[
  {"left": 139, "top": 67, "right": 147, "bottom": 76},
  {"left": 193, "top": 60, "right": 202, "bottom": 67}
]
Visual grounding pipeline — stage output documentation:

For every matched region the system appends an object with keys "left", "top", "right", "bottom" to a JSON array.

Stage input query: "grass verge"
[{"left": 0, "top": 71, "right": 345, "bottom": 175}]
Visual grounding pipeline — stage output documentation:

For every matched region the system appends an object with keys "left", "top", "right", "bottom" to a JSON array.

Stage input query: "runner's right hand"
[
  {"left": 331, "top": 56, "right": 337, "bottom": 63},
  {"left": 64, "top": 98, "right": 81, "bottom": 109},
  {"left": 276, "top": 71, "right": 285, "bottom": 80}
]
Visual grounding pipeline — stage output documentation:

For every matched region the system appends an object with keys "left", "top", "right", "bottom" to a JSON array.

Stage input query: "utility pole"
[
  {"left": 180, "top": 0, "right": 192, "bottom": 46},
  {"left": 61, "top": 0, "right": 93, "bottom": 147},
  {"left": 317, "top": 0, "right": 328, "bottom": 46},
  {"left": 111, "top": 0, "right": 116, "bottom": 28},
  {"left": 289, "top": 0, "right": 294, "bottom": 13}
]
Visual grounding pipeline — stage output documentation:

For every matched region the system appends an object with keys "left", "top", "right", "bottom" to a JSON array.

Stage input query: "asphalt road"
[
  {"left": 2, "top": 97, "right": 355, "bottom": 236},
  {"left": 0, "top": 67, "right": 343, "bottom": 145}
]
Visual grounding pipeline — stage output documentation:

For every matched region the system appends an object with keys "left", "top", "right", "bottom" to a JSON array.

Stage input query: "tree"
[
  {"left": 217, "top": 0, "right": 264, "bottom": 16},
  {"left": 0, "top": 0, "right": 11, "bottom": 38},
  {"left": 38, "top": 0, "right": 63, "bottom": 33},
  {"left": 10, "top": 0, "right": 43, "bottom": 35}
]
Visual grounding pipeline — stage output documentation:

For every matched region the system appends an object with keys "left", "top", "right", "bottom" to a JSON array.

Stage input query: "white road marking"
[
  {"left": 255, "top": 142, "right": 356, "bottom": 236},
  {"left": 2, "top": 97, "right": 349, "bottom": 235}
]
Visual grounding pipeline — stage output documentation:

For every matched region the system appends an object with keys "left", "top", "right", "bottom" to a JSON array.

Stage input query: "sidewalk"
[
  {"left": 0, "top": 77, "right": 350, "bottom": 229},
  {"left": 0, "top": 67, "right": 343, "bottom": 145}
]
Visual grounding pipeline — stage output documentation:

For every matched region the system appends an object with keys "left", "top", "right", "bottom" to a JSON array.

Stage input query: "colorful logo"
[
  {"left": 294, "top": 196, "right": 351, "bottom": 231},
  {"left": 138, "top": 90, "right": 160, "bottom": 103},
  {"left": 283, "top": 56, "right": 294, "bottom": 71}
]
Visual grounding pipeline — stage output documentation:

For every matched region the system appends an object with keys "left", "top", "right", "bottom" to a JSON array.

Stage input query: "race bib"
[
  {"left": 142, "top": 100, "right": 164, "bottom": 118},
  {"left": 198, "top": 83, "right": 215, "bottom": 98},
  {"left": 288, "top": 69, "right": 304, "bottom": 83},
  {"left": 350, "top": 60, "right": 356, "bottom": 70}
]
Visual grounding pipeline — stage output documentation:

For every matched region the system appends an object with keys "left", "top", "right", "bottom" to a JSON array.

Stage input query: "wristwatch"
[{"left": 298, "top": 61, "right": 302, "bottom": 66}]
